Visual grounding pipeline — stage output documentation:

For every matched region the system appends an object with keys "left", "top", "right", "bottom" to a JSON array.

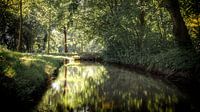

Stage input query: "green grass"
[{"left": 0, "top": 48, "right": 62, "bottom": 102}]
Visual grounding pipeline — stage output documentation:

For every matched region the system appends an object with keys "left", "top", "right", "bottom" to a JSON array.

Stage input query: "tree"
[
  {"left": 138, "top": 0, "right": 146, "bottom": 50},
  {"left": 17, "top": 0, "right": 22, "bottom": 51},
  {"left": 162, "top": 0, "right": 193, "bottom": 49}
]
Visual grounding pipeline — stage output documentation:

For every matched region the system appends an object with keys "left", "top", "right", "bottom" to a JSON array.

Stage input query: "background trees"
[
  {"left": 62, "top": 0, "right": 199, "bottom": 73},
  {"left": 0, "top": 0, "right": 70, "bottom": 53},
  {"left": 0, "top": 0, "right": 199, "bottom": 54}
]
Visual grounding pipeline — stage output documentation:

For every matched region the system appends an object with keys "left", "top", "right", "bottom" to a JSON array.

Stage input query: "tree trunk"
[
  {"left": 64, "top": 26, "right": 67, "bottom": 53},
  {"left": 164, "top": 0, "right": 193, "bottom": 49},
  {"left": 47, "top": 8, "right": 51, "bottom": 54},
  {"left": 17, "top": 0, "right": 22, "bottom": 51},
  {"left": 47, "top": 29, "right": 50, "bottom": 54},
  {"left": 138, "top": 0, "right": 145, "bottom": 50},
  {"left": 43, "top": 32, "right": 48, "bottom": 51}
]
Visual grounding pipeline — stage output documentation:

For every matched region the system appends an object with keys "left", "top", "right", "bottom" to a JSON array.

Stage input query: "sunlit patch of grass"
[
  {"left": 45, "top": 64, "right": 56, "bottom": 75},
  {"left": 3, "top": 66, "right": 16, "bottom": 78}
]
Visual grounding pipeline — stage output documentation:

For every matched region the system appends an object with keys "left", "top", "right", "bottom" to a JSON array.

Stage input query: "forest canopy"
[{"left": 0, "top": 0, "right": 199, "bottom": 61}]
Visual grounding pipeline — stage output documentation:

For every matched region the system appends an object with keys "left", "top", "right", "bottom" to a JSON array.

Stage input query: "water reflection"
[{"left": 35, "top": 61, "right": 187, "bottom": 112}]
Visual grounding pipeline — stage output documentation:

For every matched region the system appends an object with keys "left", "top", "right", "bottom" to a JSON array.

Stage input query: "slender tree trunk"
[
  {"left": 64, "top": 26, "right": 67, "bottom": 53},
  {"left": 43, "top": 32, "right": 47, "bottom": 51},
  {"left": 138, "top": 0, "right": 145, "bottom": 50},
  {"left": 17, "top": 0, "right": 22, "bottom": 51},
  {"left": 165, "top": 0, "right": 193, "bottom": 49},
  {"left": 47, "top": 9, "right": 51, "bottom": 54},
  {"left": 157, "top": 8, "right": 163, "bottom": 39},
  {"left": 47, "top": 29, "right": 50, "bottom": 54}
]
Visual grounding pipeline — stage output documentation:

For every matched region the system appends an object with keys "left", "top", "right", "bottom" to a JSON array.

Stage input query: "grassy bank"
[
  {"left": 0, "top": 48, "right": 62, "bottom": 109},
  {"left": 103, "top": 48, "right": 200, "bottom": 81}
]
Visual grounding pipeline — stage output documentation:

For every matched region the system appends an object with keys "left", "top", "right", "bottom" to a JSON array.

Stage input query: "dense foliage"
[
  {"left": 0, "top": 0, "right": 70, "bottom": 52},
  {"left": 66, "top": 0, "right": 200, "bottom": 73}
]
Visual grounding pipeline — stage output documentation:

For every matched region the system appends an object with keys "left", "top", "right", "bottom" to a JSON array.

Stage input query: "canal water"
[{"left": 33, "top": 61, "right": 192, "bottom": 112}]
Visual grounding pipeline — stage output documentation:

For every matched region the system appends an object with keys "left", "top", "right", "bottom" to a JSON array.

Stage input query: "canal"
[{"left": 32, "top": 60, "right": 192, "bottom": 112}]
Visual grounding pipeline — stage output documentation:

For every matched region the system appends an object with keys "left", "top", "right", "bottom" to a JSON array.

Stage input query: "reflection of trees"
[
  {"left": 90, "top": 66, "right": 182, "bottom": 112},
  {"left": 35, "top": 62, "right": 184, "bottom": 112}
]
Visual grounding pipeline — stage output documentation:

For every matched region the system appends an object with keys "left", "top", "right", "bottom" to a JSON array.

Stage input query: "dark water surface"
[{"left": 32, "top": 61, "right": 193, "bottom": 112}]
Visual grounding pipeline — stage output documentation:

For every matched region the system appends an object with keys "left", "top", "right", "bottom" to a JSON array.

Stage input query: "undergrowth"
[{"left": 103, "top": 48, "right": 200, "bottom": 75}]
